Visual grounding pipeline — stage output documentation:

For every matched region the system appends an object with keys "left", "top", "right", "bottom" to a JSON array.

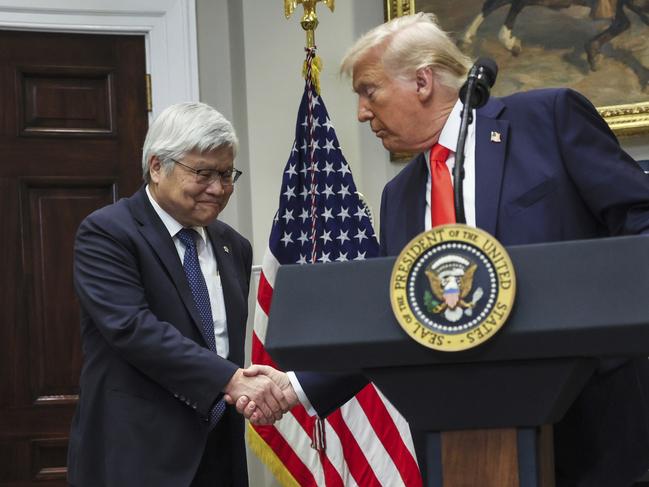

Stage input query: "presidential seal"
[{"left": 390, "top": 225, "right": 516, "bottom": 351}]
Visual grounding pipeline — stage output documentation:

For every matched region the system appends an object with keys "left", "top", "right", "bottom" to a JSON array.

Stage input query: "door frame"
[{"left": 0, "top": 0, "right": 199, "bottom": 119}]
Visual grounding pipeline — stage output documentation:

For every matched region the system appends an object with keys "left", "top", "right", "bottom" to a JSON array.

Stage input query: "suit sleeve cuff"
[{"left": 287, "top": 371, "right": 317, "bottom": 416}]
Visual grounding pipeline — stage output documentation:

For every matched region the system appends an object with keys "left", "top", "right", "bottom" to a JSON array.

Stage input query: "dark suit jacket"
[
  {"left": 378, "top": 88, "right": 649, "bottom": 486},
  {"left": 67, "top": 187, "right": 252, "bottom": 487},
  {"left": 380, "top": 88, "right": 649, "bottom": 254}
]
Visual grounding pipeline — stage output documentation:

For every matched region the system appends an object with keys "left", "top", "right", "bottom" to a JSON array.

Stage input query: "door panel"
[{"left": 0, "top": 30, "right": 148, "bottom": 486}]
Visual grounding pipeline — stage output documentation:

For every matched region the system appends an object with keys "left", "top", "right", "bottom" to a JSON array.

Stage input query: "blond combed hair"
[{"left": 340, "top": 12, "right": 471, "bottom": 90}]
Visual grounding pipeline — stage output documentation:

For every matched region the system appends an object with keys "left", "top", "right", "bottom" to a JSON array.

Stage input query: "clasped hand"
[{"left": 223, "top": 365, "right": 298, "bottom": 425}]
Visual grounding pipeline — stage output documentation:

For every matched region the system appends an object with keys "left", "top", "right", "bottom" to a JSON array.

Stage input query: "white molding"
[{"left": 0, "top": 0, "right": 199, "bottom": 118}]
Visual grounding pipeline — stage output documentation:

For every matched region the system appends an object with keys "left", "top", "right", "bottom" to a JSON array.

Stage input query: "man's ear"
[
  {"left": 415, "top": 66, "right": 434, "bottom": 102},
  {"left": 149, "top": 156, "right": 162, "bottom": 183}
]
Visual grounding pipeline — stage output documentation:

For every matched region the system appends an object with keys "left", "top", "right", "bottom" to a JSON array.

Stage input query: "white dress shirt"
[
  {"left": 425, "top": 100, "right": 477, "bottom": 229},
  {"left": 146, "top": 185, "right": 230, "bottom": 358}
]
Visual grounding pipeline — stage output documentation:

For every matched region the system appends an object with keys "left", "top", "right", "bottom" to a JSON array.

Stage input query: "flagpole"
[{"left": 284, "top": 1, "right": 334, "bottom": 263}]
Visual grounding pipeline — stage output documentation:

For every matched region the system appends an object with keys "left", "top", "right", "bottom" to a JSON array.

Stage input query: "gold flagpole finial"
[{"left": 284, "top": 0, "right": 335, "bottom": 49}]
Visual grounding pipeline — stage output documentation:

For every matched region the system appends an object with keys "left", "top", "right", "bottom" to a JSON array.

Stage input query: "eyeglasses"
[{"left": 171, "top": 159, "right": 243, "bottom": 187}]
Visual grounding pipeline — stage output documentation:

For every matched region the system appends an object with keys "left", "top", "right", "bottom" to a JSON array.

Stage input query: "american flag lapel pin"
[{"left": 490, "top": 131, "right": 502, "bottom": 143}]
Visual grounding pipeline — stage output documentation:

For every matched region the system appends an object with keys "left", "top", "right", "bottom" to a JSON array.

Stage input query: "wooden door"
[{"left": 0, "top": 30, "right": 148, "bottom": 486}]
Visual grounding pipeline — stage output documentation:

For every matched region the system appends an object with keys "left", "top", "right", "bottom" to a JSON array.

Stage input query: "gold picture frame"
[{"left": 384, "top": 0, "right": 649, "bottom": 137}]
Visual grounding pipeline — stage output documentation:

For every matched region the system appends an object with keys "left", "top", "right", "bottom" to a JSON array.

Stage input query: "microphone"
[
  {"left": 459, "top": 58, "right": 498, "bottom": 109},
  {"left": 453, "top": 58, "right": 498, "bottom": 224}
]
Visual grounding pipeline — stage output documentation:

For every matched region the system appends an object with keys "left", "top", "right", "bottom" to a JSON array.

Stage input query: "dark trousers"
[
  {"left": 554, "top": 358, "right": 649, "bottom": 487},
  {"left": 191, "top": 412, "right": 235, "bottom": 487}
]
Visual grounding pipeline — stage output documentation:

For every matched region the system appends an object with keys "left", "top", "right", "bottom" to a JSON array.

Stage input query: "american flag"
[{"left": 248, "top": 50, "right": 422, "bottom": 487}]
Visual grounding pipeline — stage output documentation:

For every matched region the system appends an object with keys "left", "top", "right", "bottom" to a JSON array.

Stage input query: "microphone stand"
[{"left": 453, "top": 67, "right": 478, "bottom": 225}]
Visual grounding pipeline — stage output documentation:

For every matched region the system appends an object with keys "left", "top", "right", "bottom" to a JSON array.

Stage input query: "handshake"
[{"left": 223, "top": 364, "right": 299, "bottom": 425}]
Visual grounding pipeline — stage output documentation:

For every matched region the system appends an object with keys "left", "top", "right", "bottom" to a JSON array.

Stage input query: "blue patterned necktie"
[{"left": 176, "top": 228, "right": 226, "bottom": 428}]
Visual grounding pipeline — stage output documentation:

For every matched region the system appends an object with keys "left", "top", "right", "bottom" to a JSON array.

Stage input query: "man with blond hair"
[{"left": 338, "top": 11, "right": 649, "bottom": 487}]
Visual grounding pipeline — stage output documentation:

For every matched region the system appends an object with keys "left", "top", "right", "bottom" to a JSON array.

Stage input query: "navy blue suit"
[
  {"left": 379, "top": 88, "right": 649, "bottom": 486},
  {"left": 301, "top": 88, "right": 649, "bottom": 486},
  {"left": 380, "top": 88, "right": 649, "bottom": 254},
  {"left": 67, "top": 187, "right": 252, "bottom": 487}
]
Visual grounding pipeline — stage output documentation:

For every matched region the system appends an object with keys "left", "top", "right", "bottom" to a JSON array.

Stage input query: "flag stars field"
[
  {"left": 336, "top": 229, "right": 350, "bottom": 244},
  {"left": 285, "top": 163, "right": 297, "bottom": 177},
  {"left": 283, "top": 185, "right": 296, "bottom": 200},
  {"left": 309, "top": 138, "right": 320, "bottom": 155},
  {"left": 338, "top": 162, "right": 351, "bottom": 177},
  {"left": 281, "top": 209, "right": 294, "bottom": 224},
  {"left": 280, "top": 231, "right": 293, "bottom": 247},
  {"left": 322, "top": 184, "right": 335, "bottom": 199},
  {"left": 323, "top": 161, "right": 335, "bottom": 176},
  {"left": 337, "top": 206, "right": 350, "bottom": 222},
  {"left": 320, "top": 230, "right": 332, "bottom": 244},
  {"left": 323, "top": 138, "right": 336, "bottom": 153},
  {"left": 354, "top": 228, "right": 368, "bottom": 243},
  {"left": 354, "top": 206, "right": 368, "bottom": 221},
  {"left": 318, "top": 251, "right": 331, "bottom": 263},
  {"left": 321, "top": 207, "right": 334, "bottom": 222}
]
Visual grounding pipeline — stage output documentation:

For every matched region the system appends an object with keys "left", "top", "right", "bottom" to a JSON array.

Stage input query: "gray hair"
[
  {"left": 141, "top": 102, "right": 239, "bottom": 183},
  {"left": 340, "top": 12, "right": 471, "bottom": 90}
]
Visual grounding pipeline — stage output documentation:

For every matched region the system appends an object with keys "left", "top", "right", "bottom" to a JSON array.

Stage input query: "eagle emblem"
[{"left": 424, "top": 255, "right": 484, "bottom": 322}]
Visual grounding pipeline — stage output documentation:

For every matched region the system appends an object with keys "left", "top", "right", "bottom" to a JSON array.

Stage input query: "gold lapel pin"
[
  {"left": 490, "top": 131, "right": 502, "bottom": 143},
  {"left": 223, "top": 246, "right": 230, "bottom": 254}
]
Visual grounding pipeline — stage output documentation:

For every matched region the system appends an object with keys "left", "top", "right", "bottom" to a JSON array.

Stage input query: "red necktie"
[{"left": 430, "top": 143, "right": 455, "bottom": 226}]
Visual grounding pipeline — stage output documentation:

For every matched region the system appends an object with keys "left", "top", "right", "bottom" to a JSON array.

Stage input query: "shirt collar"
[
  {"left": 438, "top": 99, "right": 463, "bottom": 152},
  {"left": 145, "top": 185, "right": 207, "bottom": 243},
  {"left": 424, "top": 99, "right": 469, "bottom": 168}
]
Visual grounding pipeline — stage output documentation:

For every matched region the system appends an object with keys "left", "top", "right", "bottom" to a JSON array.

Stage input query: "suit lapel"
[
  {"left": 475, "top": 99, "right": 509, "bottom": 237},
  {"left": 129, "top": 187, "right": 205, "bottom": 339},
  {"left": 206, "top": 225, "right": 245, "bottom": 366}
]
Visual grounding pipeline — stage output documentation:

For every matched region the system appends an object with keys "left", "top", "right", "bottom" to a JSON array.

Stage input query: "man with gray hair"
[
  {"left": 67, "top": 102, "right": 295, "bottom": 487},
  {"left": 336, "top": 11, "right": 649, "bottom": 487}
]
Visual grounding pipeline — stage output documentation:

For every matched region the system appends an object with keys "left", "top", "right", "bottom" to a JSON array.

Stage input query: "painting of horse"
[{"left": 399, "top": 0, "right": 649, "bottom": 110}]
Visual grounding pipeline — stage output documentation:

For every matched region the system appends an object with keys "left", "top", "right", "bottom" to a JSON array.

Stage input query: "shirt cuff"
[{"left": 287, "top": 371, "right": 318, "bottom": 417}]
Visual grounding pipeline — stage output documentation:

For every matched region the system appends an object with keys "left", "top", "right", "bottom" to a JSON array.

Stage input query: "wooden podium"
[{"left": 265, "top": 235, "right": 649, "bottom": 486}]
